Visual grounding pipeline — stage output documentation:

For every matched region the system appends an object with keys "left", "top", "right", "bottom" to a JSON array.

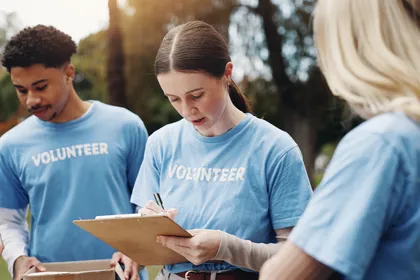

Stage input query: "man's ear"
[{"left": 64, "top": 63, "right": 75, "bottom": 83}]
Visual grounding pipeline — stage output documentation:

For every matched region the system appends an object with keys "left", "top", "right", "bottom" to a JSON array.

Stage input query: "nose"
[
  {"left": 26, "top": 91, "right": 41, "bottom": 108},
  {"left": 181, "top": 101, "right": 197, "bottom": 118}
]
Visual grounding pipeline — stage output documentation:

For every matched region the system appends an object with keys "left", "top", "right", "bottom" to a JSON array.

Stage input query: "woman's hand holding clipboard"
[{"left": 140, "top": 193, "right": 222, "bottom": 266}]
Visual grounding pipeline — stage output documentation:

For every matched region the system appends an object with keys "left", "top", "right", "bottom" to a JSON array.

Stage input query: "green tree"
[
  {"left": 0, "top": 11, "right": 21, "bottom": 56},
  {"left": 0, "top": 74, "right": 19, "bottom": 121},
  {"left": 0, "top": 11, "right": 22, "bottom": 122},
  {"left": 236, "top": 0, "right": 352, "bottom": 182},
  {"left": 72, "top": 31, "right": 108, "bottom": 102}
]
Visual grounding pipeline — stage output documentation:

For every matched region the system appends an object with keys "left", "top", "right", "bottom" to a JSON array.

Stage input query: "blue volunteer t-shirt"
[
  {"left": 0, "top": 101, "right": 148, "bottom": 279},
  {"left": 290, "top": 112, "right": 420, "bottom": 280},
  {"left": 131, "top": 113, "right": 313, "bottom": 273}
]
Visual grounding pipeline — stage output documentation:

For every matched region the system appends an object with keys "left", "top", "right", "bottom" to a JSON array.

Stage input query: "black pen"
[{"left": 153, "top": 193, "right": 165, "bottom": 210}]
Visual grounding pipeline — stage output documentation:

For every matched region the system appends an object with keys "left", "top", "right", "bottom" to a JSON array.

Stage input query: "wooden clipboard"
[{"left": 73, "top": 214, "right": 192, "bottom": 266}]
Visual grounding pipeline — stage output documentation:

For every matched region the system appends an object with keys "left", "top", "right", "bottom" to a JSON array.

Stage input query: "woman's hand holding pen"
[
  {"left": 137, "top": 200, "right": 178, "bottom": 220},
  {"left": 156, "top": 229, "right": 221, "bottom": 266}
]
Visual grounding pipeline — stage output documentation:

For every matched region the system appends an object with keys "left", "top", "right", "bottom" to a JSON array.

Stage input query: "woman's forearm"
[{"left": 213, "top": 231, "right": 286, "bottom": 271}]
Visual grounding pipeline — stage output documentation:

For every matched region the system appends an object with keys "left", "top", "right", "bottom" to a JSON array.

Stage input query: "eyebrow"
[
  {"left": 186, "top": 87, "right": 204, "bottom": 94},
  {"left": 165, "top": 87, "right": 204, "bottom": 96},
  {"left": 13, "top": 79, "right": 48, "bottom": 88}
]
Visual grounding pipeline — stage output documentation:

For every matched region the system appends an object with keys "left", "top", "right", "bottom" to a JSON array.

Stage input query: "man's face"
[{"left": 10, "top": 63, "right": 73, "bottom": 122}]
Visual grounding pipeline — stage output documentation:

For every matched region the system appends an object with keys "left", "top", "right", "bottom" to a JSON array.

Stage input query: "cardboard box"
[{"left": 22, "top": 259, "right": 124, "bottom": 280}]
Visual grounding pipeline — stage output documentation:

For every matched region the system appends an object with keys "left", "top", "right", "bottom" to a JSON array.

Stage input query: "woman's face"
[{"left": 157, "top": 69, "right": 230, "bottom": 136}]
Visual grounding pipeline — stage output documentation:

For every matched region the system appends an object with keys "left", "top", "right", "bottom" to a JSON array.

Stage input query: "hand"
[
  {"left": 259, "top": 254, "right": 282, "bottom": 280},
  {"left": 0, "top": 234, "right": 4, "bottom": 255},
  {"left": 13, "top": 255, "right": 46, "bottom": 280},
  {"left": 157, "top": 229, "right": 221, "bottom": 265},
  {"left": 111, "top": 252, "right": 141, "bottom": 280},
  {"left": 137, "top": 200, "right": 178, "bottom": 220}
]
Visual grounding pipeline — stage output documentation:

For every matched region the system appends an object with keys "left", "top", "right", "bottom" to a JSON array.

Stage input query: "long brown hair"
[{"left": 155, "top": 21, "right": 252, "bottom": 113}]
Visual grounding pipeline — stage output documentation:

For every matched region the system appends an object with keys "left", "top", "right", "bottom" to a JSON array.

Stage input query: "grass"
[
  {"left": 1, "top": 257, "right": 11, "bottom": 280},
  {"left": 147, "top": 266, "right": 161, "bottom": 279}
]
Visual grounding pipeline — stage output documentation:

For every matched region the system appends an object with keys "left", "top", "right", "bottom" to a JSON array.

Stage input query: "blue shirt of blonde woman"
[
  {"left": 290, "top": 112, "right": 420, "bottom": 280},
  {"left": 131, "top": 113, "right": 313, "bottom": 273}
]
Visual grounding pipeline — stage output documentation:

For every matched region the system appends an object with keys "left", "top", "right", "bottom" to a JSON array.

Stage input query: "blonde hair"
[{"left": 313, "top": 0, "right": 420, "bottom": 120}]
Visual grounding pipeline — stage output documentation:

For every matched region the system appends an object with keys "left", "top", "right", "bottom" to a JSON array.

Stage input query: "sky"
[{"left": 0, "top": 0, "right": 125, "bottom": 43}]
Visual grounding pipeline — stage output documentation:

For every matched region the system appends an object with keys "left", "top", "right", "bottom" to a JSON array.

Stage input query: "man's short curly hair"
[{"left": 1, "top": 25, "right": 77, "bottom": 72}]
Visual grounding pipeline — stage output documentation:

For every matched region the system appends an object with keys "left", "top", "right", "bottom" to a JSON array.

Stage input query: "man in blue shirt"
[{"left": 0, "top": 25, "right": 148, "bottom": 280}]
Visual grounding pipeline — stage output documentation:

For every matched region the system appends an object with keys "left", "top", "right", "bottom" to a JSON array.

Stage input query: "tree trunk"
[
  {"left": 284, "top": 110, "right": 317, "bottom": 186},
  {"left": 257, "top": 0, "right": 293, "bottom": 126},
  {"left": 107, "top": 0, "right": 127, "bottom": 108},
  {"left": 256, "top": 0, "right": 321, "bottom": 184}
]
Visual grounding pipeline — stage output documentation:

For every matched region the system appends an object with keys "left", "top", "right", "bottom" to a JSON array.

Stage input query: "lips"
[
  {"left": 191, "top": 117, "right": 206, "bottom": 125},
  {"left": 31, "top": 107, "right": 49, "bottom": 117}
]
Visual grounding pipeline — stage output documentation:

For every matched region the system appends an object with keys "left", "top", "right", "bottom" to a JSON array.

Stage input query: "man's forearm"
[{"left": 0, "top": 207, "right": 29, "bottom": 276}]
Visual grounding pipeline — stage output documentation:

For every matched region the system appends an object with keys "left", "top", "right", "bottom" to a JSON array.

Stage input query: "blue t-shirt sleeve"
[
  {"left": 126, "top": 117, "right": 148, "bottom": 192},
  {"left": 289, "top": 131, "right": 401, "bottom": 280},
  {"left": 130, "top": 138, "right": 160, "bottom": 207},
  {"left": 0, "top": 145, "right": 28, "bottom": 209},
  {"left": 268, "top": 146, "right": 313, "bottom": 229}
]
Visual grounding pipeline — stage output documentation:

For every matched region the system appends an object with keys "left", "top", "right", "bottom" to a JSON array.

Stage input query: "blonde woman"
[{"left": 259, "top": 0, "right": 420, "bottom": 280}]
